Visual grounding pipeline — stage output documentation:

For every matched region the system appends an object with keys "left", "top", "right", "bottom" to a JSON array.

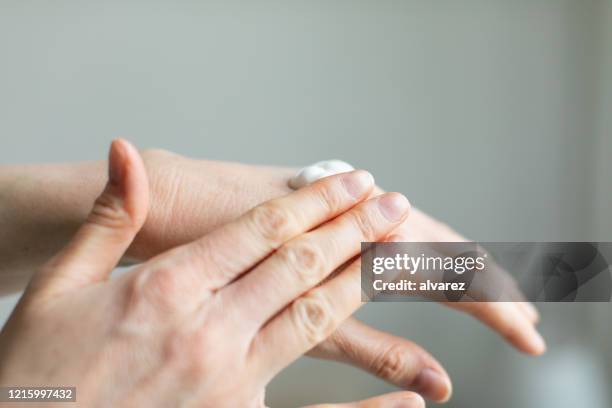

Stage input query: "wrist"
[{"left": 0, "top": 162, "right": 105, "bottom": 293}]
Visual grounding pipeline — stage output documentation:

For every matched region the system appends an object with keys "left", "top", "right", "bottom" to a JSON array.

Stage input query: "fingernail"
[
  {"left": 108, "top": 139, "right": 126, "bottom": 186},
  {"left": 378, "top": 193, "right": 410, "bottom": 222},
  {"left": 342, "top": 170, "right": 374, "bottom": 198},
  {"left": 413, "top": 368, "right": 452, "bottom": 403}
]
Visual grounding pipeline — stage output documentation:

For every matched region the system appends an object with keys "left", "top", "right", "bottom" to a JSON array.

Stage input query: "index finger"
[{"left": 172, "top": 170, "right": 375, "bottom": 290}]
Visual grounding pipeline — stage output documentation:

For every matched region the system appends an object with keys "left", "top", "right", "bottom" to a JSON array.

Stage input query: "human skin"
[
  {"left": 0, "top": 147, "right": 545, "bottom": 402},
  {"left": 0, "top": 140, "right": 422, "bottom": 408}
]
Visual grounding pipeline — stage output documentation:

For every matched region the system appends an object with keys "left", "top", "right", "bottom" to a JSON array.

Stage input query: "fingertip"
[
  {"left": 108, "top": 138, "right": 128, "bottom": 187},
  {"left": 353, "top": 169, "right": 375, "bottom": 189},
  {"left": 108, "top": 138, "right": 149, "bottom": 225},
  {"left": 529, "top": 331, "right": 547, "bottom": 356},
  {"left": 521, "top": 320, "right": 547, "bottom": 356},
  {"left": 391, "top": 392, "right": 426, "bottom": 408},
  {"left": 412, "top": 393, "right": 426, "bottom": 408},
  {"left": 34, "top": 139, "right": 150, "bottom": 292},
  {"left": 442, "top": 379, "right": 453, "bottom": 403},
  {"left": 110, "top": 138, "right": 144, "bottom": 179},
  {"left": 413, "top": 367, "right": 452, "bottom": 403},
  {"left": 339, "top": 169, "right": 375, "bottom": 199},
  {"left": 511, "top": 325, "right": 547, "bottom": 356},
  {"left": 363, "top": 392, "right": 426, "bottom": 408},
  {"left": 378, "top": 192, "right": 411, "bottom": 223},
  {"left": 113, "top": 137, "right": 142, "bottom": 164}
]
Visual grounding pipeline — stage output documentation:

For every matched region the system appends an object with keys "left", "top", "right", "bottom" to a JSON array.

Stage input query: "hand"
[
  {"left": 0, "top": 140, "right": 418, "bottom": 407},
  {"left": 131, "top": 150, "right": 546, "bottom": 402},
  {"left": 138, "top": 153, "right": 545, "bottom": 341},
  {"left": 389, "top": 204, "right": 545, "bottom": 355},
  {"left": 0, "top": 148, "right": 544, "bottom": 403}
]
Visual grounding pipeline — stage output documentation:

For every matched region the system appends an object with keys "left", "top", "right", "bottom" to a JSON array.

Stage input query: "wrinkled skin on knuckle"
[
  {"left": 372, "top": 343, "right": 418, "bottom": 384},
  {"left": 281, "top": 240, "right": 326, "bottom": 286},
  {"left": 292, "top": 294, "right": 336, "bottom": 346},
  {"left": 350, "top": 208, "right": 377, "bottom": 242},
  {"left": 314, "top": 181, "right": 344, "bottom": 214},
  {"left": 306, "top": 324, "right": 349, "bottom": 359},
  {"left": 89, "top": 189, "right": 131, "bottom": 230},
  {"left": 249, "top": 202, "right": 294, "bottom": 244}
]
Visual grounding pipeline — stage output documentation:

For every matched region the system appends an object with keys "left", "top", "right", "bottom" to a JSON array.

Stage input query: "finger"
[
  {"left": 517, "top": 301, "right": 540, "bottom": 324},
  {"left": 391, "top": 222, "right": 541, "bottom": 343},
  {"left": 504, "top": 278, "right": 540, "bottom": 324},
  {"left": 33, "top": 139, "right": 149, "bottom": 294},
  {"left": 446, "top": 301, "right": 546, "bottom": 355},
  {"left": 176, "top": 170, "right": 375, "bottom": 290},
  {"left": 309, "top": 318, "right": 451, "bottom": 403},
  {"left": 223, "top": 192, "right": 410, "bottom": 329},
  {"left": 250, "top": 237, "right": 386, "bottom": 379},
  {"left": 304, "top": 392, "right": 425, "bottom": 408},
  {"left": 376, "top": 187, "right": 543, "bottom": 353},
  {"left": 488, "top": 260, "right": 540, "bottom": 324}
]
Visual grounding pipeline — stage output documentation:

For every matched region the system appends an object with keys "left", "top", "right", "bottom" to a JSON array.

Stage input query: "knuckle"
[
  {"left": 117, "top": 271, "right": 155, "bottom": 329},
  {"left": 250, "top": 202, "right": 294, "bottom": 244},
  {"left": 292, "top": 293, "right": 335, "bottom": 346},
  {"left": 349, "top": 209, "right": 377, "bottom": 241},
  {"left": 89, "top": 190, "right": 131, "bottom": 229},
  {"left": 117, "top": 262, "right": 201, "bottom": 334},
  {"left": 126, "top": 266, "right": 182, "bottom": 314},
  {"left": 372, "top": 343, "right": 415, "bottom": 383},
  {"left": 309, "top": 325, "right": 350, "bottom": 359},
  {"left": 314, "top": 182, "right": 344, "bottom": 214},
  {"left": 281, "top": 240, "right": 326, "bottom": 285},
  {"left": 146, "top": 267, "right": 180, "bottom": 303}
]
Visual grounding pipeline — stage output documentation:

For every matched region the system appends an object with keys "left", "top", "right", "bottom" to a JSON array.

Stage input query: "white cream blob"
[{"left": 288, "top": 160, "right": 355, "bottom": 190}]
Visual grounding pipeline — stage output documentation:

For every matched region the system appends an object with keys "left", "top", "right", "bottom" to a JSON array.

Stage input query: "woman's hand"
[
  {"left": 0, "top": 147, "right": 544, "bottom": 403},
  {"left": 138, "top": 150, "right": 545, "bottom": 353},
  {"left": 385, "top": 203, "right": 545, "bottom": 356},
  {"left": 0, "top": 140, "right": 420, "bottom": 407}
]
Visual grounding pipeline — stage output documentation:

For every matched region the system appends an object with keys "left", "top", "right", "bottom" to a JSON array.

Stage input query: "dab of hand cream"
[{"left": 288, "top": 160, "right": 355, "bottom": 189}]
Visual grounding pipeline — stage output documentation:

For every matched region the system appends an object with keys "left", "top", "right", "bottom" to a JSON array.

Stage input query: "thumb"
[{"left": 33, "top": 139, "right": 149, "bottom": 294}]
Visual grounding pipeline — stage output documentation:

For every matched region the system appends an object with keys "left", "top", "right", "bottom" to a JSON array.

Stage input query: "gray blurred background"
[{"left": 1, "top": 0, "right": 611, "bottom": 406}]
